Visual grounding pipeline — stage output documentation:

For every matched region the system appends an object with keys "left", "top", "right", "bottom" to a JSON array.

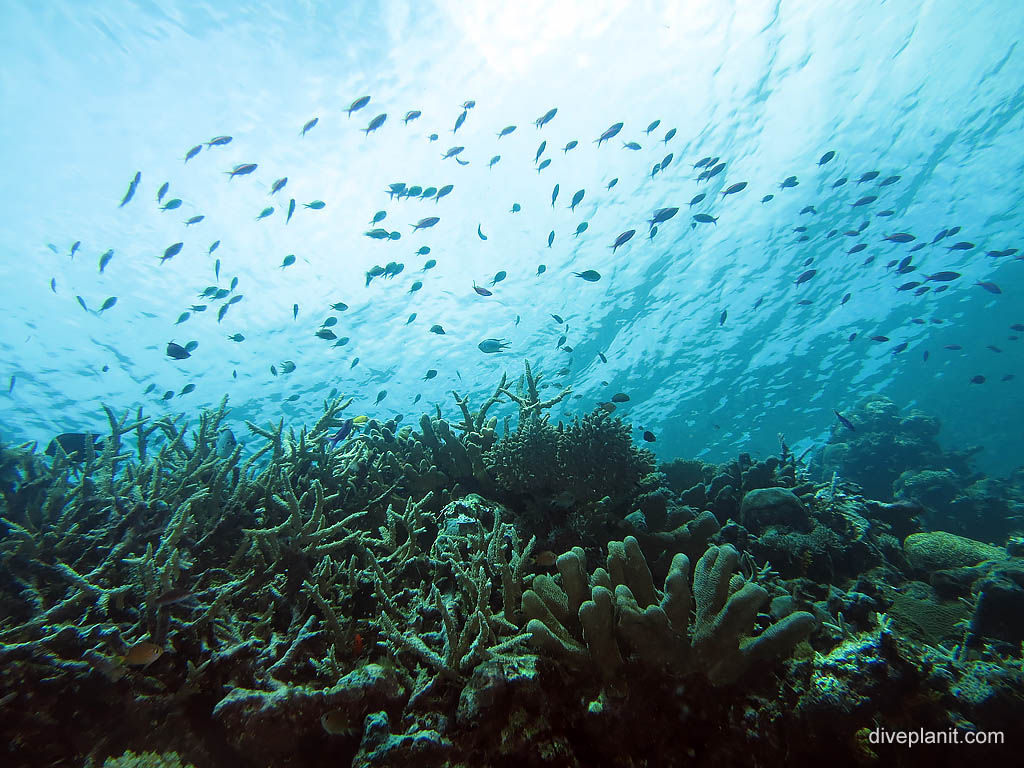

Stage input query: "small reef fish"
[
  {"left": 44, "top": 432, "right": 103, "bottom": 459},
  {"left": 649, "top": 207, "right": 678, "bottom": 229},
  {"left": 119, "top": 172, "right": 141, "bottom": 207},
  {"left": 595, "top": 122, "right": 623, "bottom": 146},
  {"left": 363, "top": 113, "right": 387, "bottom": 134},
  {"left": 226, "top": 163, "right": 257, "bottom": 179},
  {"left": 412, "top": 217, "right": 440, "bottom": 231},
  {"left": 166, "top": 342, "right": 191, "bottom": 360},
  {"left": 610, "top": 230, "right": 635, "bottom": 252},
  {"left": 478, "top": 338, "right": 510, "bottom": 353},
  {"left": 329, "top": 418, "right": 355, "bottom": 448},
  {"left": 347, "top": 95, "right": 370, "bottom": 116},
  {"left": 833, "top": 410, "right": 856, "bottom": 431},
  {"left": 121, "top": 642, "right": 164, "bottom": 667},
  {"left": 795, "top": 269, "right": 817, "bottom": 285},
  {"left": 535, "top": 108, "right": 557, "bottom": 128},
  {"left": 453, "top": 109, "right": 467, "bottom": 133}
]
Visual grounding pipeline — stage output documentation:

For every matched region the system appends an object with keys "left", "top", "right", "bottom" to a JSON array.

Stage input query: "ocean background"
[{"left": 1, "top": 0, "right": 1022, "bottom": 477}]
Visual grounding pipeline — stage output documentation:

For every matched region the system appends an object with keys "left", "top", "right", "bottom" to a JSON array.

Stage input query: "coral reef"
[{"left": 1, "top": 378, "right": 1022, "bottom": 768}]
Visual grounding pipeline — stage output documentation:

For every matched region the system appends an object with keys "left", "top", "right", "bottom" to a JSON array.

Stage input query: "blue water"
[{"left": 1, "top": 0, "right": 1022, "bottom": 476}]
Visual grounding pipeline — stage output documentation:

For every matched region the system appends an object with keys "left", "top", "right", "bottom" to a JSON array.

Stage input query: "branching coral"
[
  {"left": 487, "top": 405, "right": 654, "bottom": 509},
  {"left": 371, "top": 495, "right": 535, "bottom": 707}
]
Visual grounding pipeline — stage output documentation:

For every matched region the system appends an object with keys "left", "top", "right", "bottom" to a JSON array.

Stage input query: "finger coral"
[{"left": 523, "top": 536, "right": 817, "bottom": 686}]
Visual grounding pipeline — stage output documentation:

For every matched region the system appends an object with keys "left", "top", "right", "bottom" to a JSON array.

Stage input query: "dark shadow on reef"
[{"left": 0, "top": 368, "right": 1021, "bottom": 768}]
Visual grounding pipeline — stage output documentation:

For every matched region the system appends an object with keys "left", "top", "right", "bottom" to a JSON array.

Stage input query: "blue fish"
[
  {"left": 833, "top": 410, "right": 856, "bottom": 431},
  {"left": 329, "top": 418, "right": 355, "bottom": 448}
]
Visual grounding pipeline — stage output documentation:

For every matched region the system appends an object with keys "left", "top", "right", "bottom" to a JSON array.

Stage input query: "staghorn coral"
[
  {"left": 0, "top": 394, "right": 486, "bottom": 765},
  {"left": 371, "top": 495, "right": 536, "bottom": 708},
  {"left": 522, "top": 536, "right": 817, "bottom": 686}
]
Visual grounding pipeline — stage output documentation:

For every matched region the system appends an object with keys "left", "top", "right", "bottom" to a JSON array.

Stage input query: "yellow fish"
[
  {"left": 352, "top": 415, "right": 369, "bottom": 425},
  {"left": 121, "top": 642, "right": 164, "bottom": 667}
]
